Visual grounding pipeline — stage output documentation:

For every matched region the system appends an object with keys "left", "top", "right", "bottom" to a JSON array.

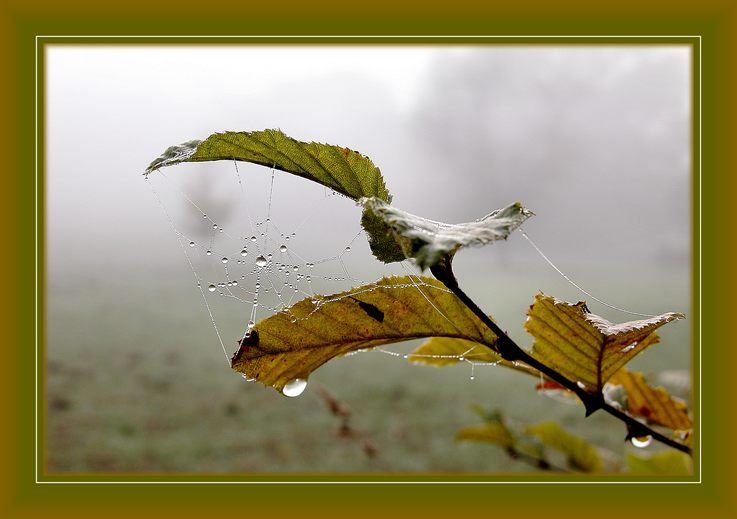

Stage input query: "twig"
[
  {"left": 312, "top": 381, "right": 378, "bottom": 459},
  {"left": 430, "top": 259, "right": 691, "bottom": 456}
]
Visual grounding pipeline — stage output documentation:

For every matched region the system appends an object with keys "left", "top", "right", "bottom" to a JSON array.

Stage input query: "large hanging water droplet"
[
  {"left": 207, "top": 284, "right": 216, "bottom": 292},
  {"left": 282, "top": 378, "right": 307, "bottom": 397},
  {"left": 240, "top": 248, "right": 248, "bottom": 257},
  {"left": 280, "top": 245, "right": 287, "bottom": 253},
  {"left": 221, "top": 257, "right": 229, "bottom": 264},
  {"left": 255, "top": 255, "right": 267, "bottom": 267},
  {"left": 631, "top": 435, "right": 652, "bottom": 448}
]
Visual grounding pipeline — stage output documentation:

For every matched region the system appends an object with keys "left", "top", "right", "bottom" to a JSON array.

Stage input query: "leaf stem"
[{"left": 430, "top": 259, "right": 692, "bottom": 457}]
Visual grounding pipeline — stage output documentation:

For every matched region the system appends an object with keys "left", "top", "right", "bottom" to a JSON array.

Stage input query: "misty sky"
[{"left": 46, "top": 45, "right": 691, "bottom": 281}]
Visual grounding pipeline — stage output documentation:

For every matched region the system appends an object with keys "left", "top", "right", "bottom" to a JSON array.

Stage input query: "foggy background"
[{"left": 45, "top": 45, "right": 691, "bottom": 474}]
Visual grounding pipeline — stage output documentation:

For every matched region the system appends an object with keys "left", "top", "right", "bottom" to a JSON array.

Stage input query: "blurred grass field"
[{"left": 45, "top": 263, "right": 691, "bottom": 475}]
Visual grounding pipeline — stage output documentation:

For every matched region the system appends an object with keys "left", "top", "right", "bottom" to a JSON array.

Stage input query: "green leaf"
[
  {"left": 608, "top": 368, "right": 692, "bottom": 431},
  {"left": 456, "top": 422, "right": 515, "bottom": 449},
  {"left": 407, "top": 337, "right": 540, "bottom": 377},
  {"left": 525, "top": 293, "right": 684, "bottom": 394},
  {"left": 626, "top": 450, "right": 692, "bottom": 475},
  {"left": 359, "top": 198, "right": 533, "bottom": 269},
  {"left": 525, "top": 421, "right": 603, "bottom": 473},
  {"left": 145, "top": 129, "right": 391, "bottom": 202},
  {"left": 230, "top": 276, "right": 498, "bottom": 394}
]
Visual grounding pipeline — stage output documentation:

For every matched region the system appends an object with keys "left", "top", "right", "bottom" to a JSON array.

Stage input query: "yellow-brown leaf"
[
  {"left": 231, "top": 276, "right": 498, "bottom": 393},
  {"left": 525, "top": 293, "right": 684, "bottom": 393}
]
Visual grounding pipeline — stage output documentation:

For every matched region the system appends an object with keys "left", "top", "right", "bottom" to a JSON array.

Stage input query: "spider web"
[
  {"left": 145, "top": 160, "right": 501, "bottom": 392},
  {"left": 145, "top": 159, "right": 658, "bottom": 396}
]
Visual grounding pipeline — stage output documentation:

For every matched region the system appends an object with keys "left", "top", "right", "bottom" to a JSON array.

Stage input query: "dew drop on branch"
[{"left": 631, "top": 435, "right": 652, "bottom": 448}]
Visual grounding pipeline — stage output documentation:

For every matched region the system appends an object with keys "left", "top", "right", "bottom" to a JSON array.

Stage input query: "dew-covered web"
[
  {"left": 146, "top": 159, "right": 658, "bottom": 396},
  {"left": 145, "top": 160, "right": 504, "bottom": 392}
]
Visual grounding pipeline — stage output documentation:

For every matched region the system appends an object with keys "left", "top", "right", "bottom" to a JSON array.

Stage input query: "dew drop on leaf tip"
[{"left": 282, "top": 378, "right": 307, "bottom": 397}]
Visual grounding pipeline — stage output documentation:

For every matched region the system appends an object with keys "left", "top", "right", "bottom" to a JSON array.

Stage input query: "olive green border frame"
[{"left": 3, "top": 1, "right": 735, "bottom": 517}]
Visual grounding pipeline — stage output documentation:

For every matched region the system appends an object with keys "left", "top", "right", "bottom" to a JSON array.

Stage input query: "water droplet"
[
  {"left": 213, "top": 224, "right": 218, "bottom": 230},
  {"left": 232, "top": 280, "right": 238, "bottom": 286},
  {"left": 280, "top": 245, "right": 287, "bottom": 253},
  {"left": 621, "top": 342, "right": 638, "bottom": 353},
  {"left": 458, "top": 356, "right": 465, "bottom": 362},
  {"left": 227, "top": 282, "right": 232, "bottom": 287},
  {"left": 631, "top": 435, "right": 652, "bottom": 448},
  {"left": 345, "top": 246, "right": 351, "bottom": 252},
  {"left": 285, "top": 271, "right": 290, "bottom": 277},
  {"left": 207, "top": 284, "right": 216, "bottom": 292},
  {"left": 240, "top": 248, "right": 248, "bottom": 257},
  {"left": 203, "top": 214, "right": 207, "bottom": 219},
  {"left": 470, "top": 375, "right": 475, "bottom": 381},
  {"left": 266, "top": 218, "right": 271, "bottom": 222},
  {"left": 206, "top": 250, "right": 212, "bottom": 256},
  {"left": 247, "top": 320, "right": 255, "bottom": 329},
  {"left": 221, "top": 257, "right": 229, "bottom": 264},
  {"left": 250, "top": 236, "right": 257, "bottom": 242},
  {"left": 293, "top": 265, "right": 298, "bottom": 272},
  {"left": 189, "top": 241, "right": 195, "bottom": 247},
  {"left": 255, "top": 255, "right": 267, "bottom": 267},
  {"left": 219, "top": 228, "right": 224, "bottom": 233},
  {"left": 267, "top": 254, "right": 273, "bottom": 259},
  {"left": 255, "top": 282, "right": 261, "bottom": 288},
  {"left": 196, "top": 282, "right": 201, "bottom": 287},
  {"left": 282, "top": 378, "right": 307, "bottom": 397},
  {"left": 285, "top": 235, "right": 290, "bottom": 241}
]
